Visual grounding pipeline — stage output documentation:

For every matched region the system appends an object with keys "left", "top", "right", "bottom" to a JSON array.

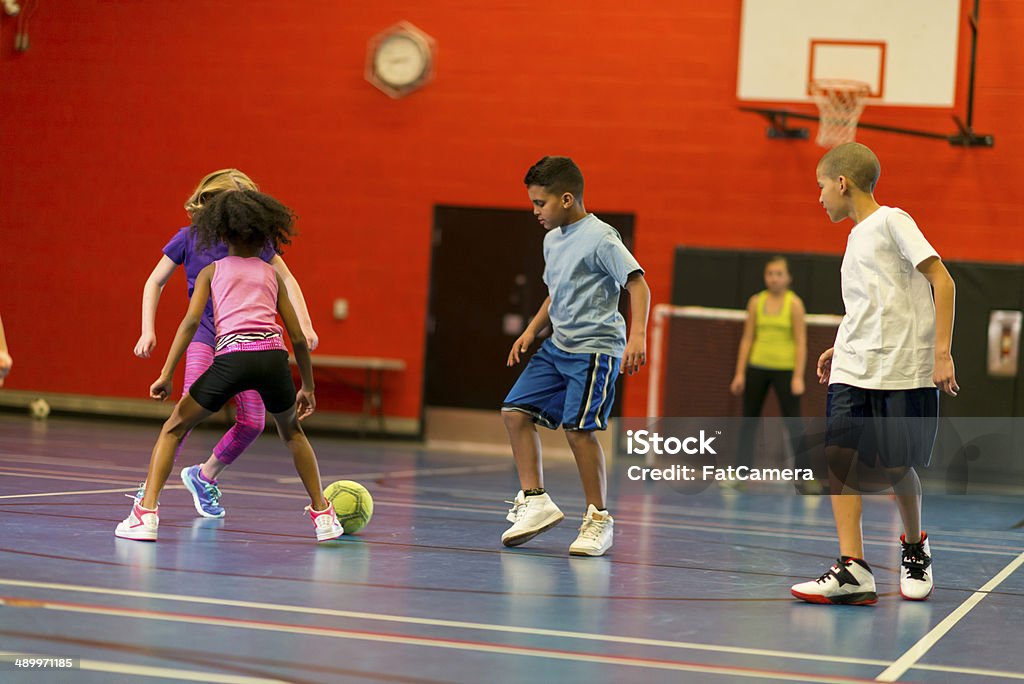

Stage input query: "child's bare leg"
[
  {"left": 502, "top": 409, "right": 543, "bottom": 490},
  {"left": 142, "top": 396, "right": 212, "bottom": 509},
  {"left": 564, "top": 429, "right": 606, "bottom": 510},
  {"left": 270, "top": 407, "right": 327, "bottom": 510},
  {"left": 825, "top": 445, "right": 865, "bottom": 557},
  {"left": 830, "top": 493, "right": 864, "bottom": 558},
  {"left": 888, "top": 466, "right": 923, "bottom": 542}
]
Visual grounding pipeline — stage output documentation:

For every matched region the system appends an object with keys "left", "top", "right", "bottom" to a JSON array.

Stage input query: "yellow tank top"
[{"left": 748, "top": 290, "right": 796, "bottom": 370}]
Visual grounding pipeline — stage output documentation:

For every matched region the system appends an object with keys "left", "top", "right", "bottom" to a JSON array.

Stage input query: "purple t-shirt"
[{"left": 162, "top": 227, "right": 277, "bottom": 348}]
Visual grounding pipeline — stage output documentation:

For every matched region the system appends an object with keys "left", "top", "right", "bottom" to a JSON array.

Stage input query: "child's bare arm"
[
  {"left": 0, "top": 312, "right": 11, "bottom": 386},
  {"left": 731, "top": 296, "right": 758, "bottom": 395},
  {"left": 271, "top": 255, "right": 318, "bottom": 351},
  {"left": 276, "top": 272, "right": 316, "bottom": 418},
  {"left": 508, "top": 296, "right": 551, "bottom": 366},
  {"left": 918, "top": 256, "right": 959, "bottom": 396},
  {"left": 790, "top": 295, "right": 808, "bottom": 396},
  {"left": 622, "top": 272, "right": 650, "bottom": 375},
  {"left": 135, "top": 256, "right": 178, "bottom": 358}
]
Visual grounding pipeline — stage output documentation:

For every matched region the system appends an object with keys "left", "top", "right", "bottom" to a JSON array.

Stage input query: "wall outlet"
[{"left": 333, "top": 299, "right": 349, "bottom": 320}]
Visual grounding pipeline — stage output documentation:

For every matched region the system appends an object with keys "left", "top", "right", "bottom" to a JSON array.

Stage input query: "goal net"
[{"left": 647, "top": 305, "right": 843, "bottom": 418}]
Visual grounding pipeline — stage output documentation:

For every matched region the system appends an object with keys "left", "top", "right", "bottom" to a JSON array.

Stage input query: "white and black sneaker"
[
  {"left": 900, "top": 533, "right": 933, "bottom": 601},
  {"left": 501, "top": 490, "right": 564, "bottom": 547},
  {"left": 791, "top": 557, "right": 877, "bottom": 605}
]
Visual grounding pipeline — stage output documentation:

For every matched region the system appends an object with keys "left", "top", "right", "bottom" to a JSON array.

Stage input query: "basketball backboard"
[{"left": 737, "top": 0, "right": 961, "bottom": 108}]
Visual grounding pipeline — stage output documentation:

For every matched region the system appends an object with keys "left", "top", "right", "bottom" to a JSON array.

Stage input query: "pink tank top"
[{"left": 210, "top": 256, "right": 284, "bottom": 355}]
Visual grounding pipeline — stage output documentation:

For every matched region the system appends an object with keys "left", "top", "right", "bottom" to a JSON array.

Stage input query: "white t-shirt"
[{"left": 830, "top": 206, "right": 939, "bottom": 390}]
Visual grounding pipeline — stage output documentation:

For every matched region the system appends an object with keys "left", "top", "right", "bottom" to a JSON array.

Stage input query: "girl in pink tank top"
[
  {"left": 132, "top": 169, "right": 319, "bottom": 520},
  {"left": 115, "top": 190, "right": 344, "bottom": 543}
]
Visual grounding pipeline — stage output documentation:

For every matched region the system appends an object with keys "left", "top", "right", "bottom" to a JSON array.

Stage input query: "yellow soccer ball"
[{"left": 323, "top": 480, "right": 373, "bottom": 534}]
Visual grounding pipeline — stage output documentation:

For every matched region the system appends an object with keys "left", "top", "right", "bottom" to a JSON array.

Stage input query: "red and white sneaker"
[
  {"left": 115, "top": 501, "right": 159, "bottom": 541},
  {"left": 791, "top": 557, "right": 877, "bottom": 605},
  {"left": 306, "top": 501, "right": 344, "bottom": 542},
  {"left": 900, "top": 533, "right": 933, "bottom": 601}
]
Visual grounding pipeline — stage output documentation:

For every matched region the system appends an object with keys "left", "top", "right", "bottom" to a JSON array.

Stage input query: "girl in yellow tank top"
[
  {"left": 728, "top": 257, "right": 814, "bottom": 492},
  {"left": 731, "top": 257, "right": 807, "bottom": 399},
  {"left": 748, "top": 289, "right": 797, "bottom": 370}
]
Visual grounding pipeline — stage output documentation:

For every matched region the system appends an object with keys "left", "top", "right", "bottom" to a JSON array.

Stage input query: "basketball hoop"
[{"left": 810, "top": 79, "right": 871, "bottom": 148}]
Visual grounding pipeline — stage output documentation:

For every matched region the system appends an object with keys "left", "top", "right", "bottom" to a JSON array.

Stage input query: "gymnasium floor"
[{"left": 1, "top": 413, "right": 1022, "bottom": 683}]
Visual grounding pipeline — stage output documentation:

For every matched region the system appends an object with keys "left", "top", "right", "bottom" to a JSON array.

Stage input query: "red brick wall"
[{"left": 0, "top": 1, "right": 1020, "bottom": 419}]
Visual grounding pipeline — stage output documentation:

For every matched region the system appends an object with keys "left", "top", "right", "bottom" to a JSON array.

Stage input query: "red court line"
[{"left": 0, "top": 595, "right": 888, "bottom": 683}]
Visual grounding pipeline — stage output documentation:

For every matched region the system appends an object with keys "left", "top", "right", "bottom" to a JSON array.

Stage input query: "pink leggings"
[{"left": 178, "top": 341, "right": 265, "bottom": 464}]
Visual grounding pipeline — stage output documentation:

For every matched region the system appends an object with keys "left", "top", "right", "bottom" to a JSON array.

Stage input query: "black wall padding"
[
  {"left": 672, "top": 247, "right": 843, "bottom": 315},
  {"left": 672, "top": 247, "right": 1023, "bottom": 417}
]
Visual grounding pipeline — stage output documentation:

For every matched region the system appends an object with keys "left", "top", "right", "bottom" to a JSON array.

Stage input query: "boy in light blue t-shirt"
[{"left": 501, "top": 156, "right": 650, "bottom": 557}]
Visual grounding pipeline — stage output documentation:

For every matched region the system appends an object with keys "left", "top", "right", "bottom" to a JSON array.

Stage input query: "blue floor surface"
[{"left": 0, "top": 414, "right": 1021, "bottom": 683}]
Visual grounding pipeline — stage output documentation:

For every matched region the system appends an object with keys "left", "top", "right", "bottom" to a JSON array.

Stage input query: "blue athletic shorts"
[
  {"left": 826, "top": 383, "right": 939, "bottom": 468},
  {"left": 502, "top": 339, "right": 619, "bottom": 431}
]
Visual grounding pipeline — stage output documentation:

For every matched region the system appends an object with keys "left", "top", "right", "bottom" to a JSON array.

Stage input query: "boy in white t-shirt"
[{"left": 791, "top": 143, "right": 958, "bottom": 605}]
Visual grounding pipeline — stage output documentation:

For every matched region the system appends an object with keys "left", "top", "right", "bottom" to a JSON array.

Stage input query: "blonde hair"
[{"left": 184, "top": 169, "right": 259, "bottom": 217}]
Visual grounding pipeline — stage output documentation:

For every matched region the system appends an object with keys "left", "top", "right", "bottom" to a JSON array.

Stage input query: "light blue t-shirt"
[{"left": 543, "top": 213, "right": 643, "bottom": 357}]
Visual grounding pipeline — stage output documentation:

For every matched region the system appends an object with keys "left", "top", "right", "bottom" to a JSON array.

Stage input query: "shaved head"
[{"left": 817, "top": 142, "right": 881, "bottom": 193}]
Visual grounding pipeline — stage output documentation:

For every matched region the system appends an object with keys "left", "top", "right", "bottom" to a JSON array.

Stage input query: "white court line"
[
  {"left": 0, "top": 578, "right": 889, "bottom": 668},
  {"left": 0, "top": 595, "right": 886, "bottom": 683},
  {"left": 3, "top": 462, "right": 1020, "bottom": 550},
  {"left": 3, "top": 578, "right": 1024, "bottom": 680},
  {"left": 0, "top": 487, "right": 138, "bottom": 500},
  {"left": 875, "top": 550, "right": 1024, "bottom": 682},
  {"left": 275, "top": 463, "right": 511, "bottom": 484},
  {"left": 0, "top": 653, "right": 286, "bottom": 684},
  {"left": 1, "top": 472, "right": 1019, "bottom": 558}
]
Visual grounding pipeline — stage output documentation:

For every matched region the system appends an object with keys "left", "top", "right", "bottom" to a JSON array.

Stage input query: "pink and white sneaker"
[
  {"left": 306, "top": 501, "right": 344, "bottom": 542},
  {"left": 115, "top": 501, "right": 159, "bottom": 541}
]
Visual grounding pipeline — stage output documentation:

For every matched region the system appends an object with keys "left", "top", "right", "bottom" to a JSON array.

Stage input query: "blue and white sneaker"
[{"left": 180, "top": 465, "right": 226, "bottom": 518}]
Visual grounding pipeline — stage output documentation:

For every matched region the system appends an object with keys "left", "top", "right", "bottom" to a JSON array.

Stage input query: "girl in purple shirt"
[
  {"left": 133, "top": 169, "right": 318, "bottom": 518},
  {"left": 117, "top": 189, "right": 342, "bottom": 543}
]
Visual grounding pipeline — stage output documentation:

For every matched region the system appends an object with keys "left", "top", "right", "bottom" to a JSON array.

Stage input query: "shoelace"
[
  {"left": 901, "top": 543, "right": 931, "bottom": 580},
  {"left": 505, "top": 499, "right": 526, "bottom": 522},
  {"left": 202, "top": 480, "right": 222, "bottom": 507},
  {"left": 125, "top": 483, "right": 146, "bottom": 501},
  {"left": 815, "top": 561, "right": 843, "bottom": 584},
  {"left": 577, "top": 517, "right": 606, "bottom": 542}
]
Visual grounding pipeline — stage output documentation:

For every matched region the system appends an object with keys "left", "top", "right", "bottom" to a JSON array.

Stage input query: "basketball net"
[{"left": 810, "top": 79, "right": 871, "bottom": 148}]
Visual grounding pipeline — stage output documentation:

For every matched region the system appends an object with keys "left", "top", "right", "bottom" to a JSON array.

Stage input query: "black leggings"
[
  {"left": 737, "top": 366, "right": 806, "bottom": 469},
  {"left": 743, "top": 366, "right": 800, "bottom": 418}
]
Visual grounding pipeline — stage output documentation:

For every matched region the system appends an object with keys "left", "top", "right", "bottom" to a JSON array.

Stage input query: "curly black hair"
[{"left": 192, "top": 189, "right": 296, "bottom": 254}]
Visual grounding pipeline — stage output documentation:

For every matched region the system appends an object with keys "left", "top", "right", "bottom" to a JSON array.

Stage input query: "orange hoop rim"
[{"left": 809, "top": 78, "right": 872, "bottom": 97}]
